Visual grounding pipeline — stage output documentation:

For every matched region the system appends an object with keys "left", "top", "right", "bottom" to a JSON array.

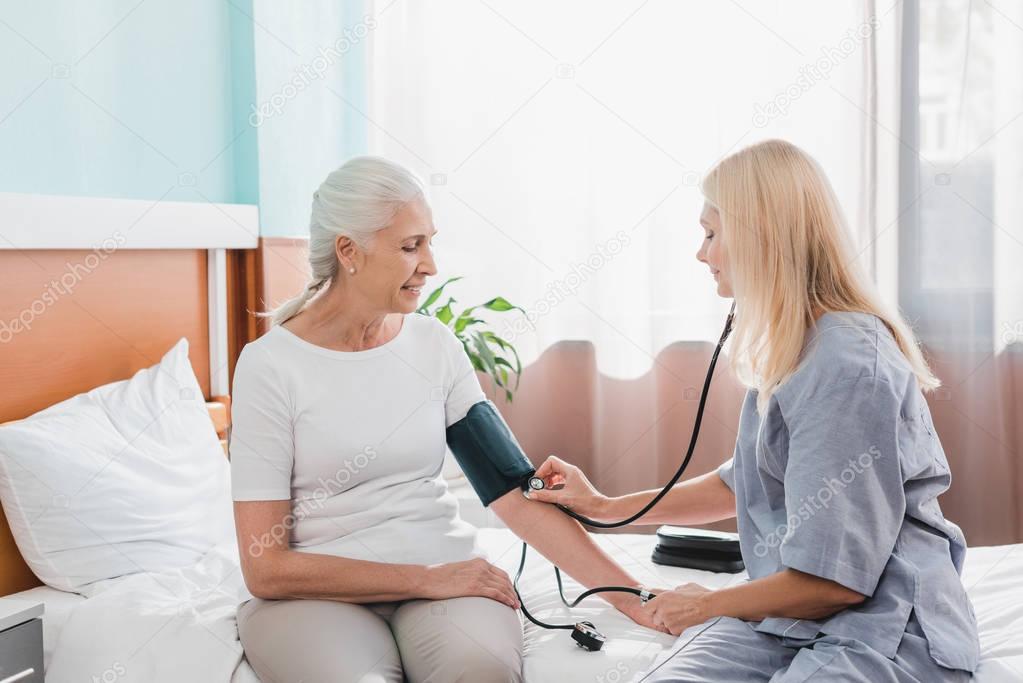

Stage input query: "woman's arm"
[
  {"left": 489, "top": 489, "right": 661, "bottom": 628},
  {"left": 234, "top": 501, "right": 519, "bottom": 608},
  {"left": 526, "top": 456, "right": 736, "bottom": 526},
  {"left": 644, "top": 569, "right": 865, "bottom": 636}
]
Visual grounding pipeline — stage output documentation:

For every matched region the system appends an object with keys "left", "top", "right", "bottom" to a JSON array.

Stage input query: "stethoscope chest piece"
[
  {"left": 571, "top": 621, "right": 606, "bottom": 651},
  {"left": 527, "top": 476, "right": 546, "bottom": 491}
]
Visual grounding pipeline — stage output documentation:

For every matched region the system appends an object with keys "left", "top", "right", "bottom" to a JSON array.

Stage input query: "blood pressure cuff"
[{"left": 446, "top": 401, "right": 536, "bottom": 507}]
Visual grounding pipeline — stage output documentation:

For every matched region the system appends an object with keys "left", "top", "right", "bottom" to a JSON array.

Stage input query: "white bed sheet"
[
  {"left": 477, "top": 529, "right": 1023, "bottom": 682},
  {"left": 10, "top": 531, "right": 1022, "bottom": 682},
  {"left": 4, "top": 584, "right": 84, "bottom": 671}
]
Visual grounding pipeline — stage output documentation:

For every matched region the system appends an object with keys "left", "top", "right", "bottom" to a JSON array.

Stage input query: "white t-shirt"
[{"left": 229, "top": 313, "right": 486, "bottom": 566}]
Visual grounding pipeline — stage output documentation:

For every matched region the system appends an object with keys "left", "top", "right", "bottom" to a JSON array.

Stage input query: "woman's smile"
[{"left": 401, "top": 283, "right": 423, "bottom": 296}]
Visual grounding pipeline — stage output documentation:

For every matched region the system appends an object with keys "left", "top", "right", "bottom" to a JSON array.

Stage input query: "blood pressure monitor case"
[{"left": 652, "top": 526, "right": 745, "bottom": 573}]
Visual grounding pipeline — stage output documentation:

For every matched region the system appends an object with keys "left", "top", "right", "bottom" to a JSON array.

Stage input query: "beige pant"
[{"left": 236, "top": 595, "right": 524, "bottom": 683}]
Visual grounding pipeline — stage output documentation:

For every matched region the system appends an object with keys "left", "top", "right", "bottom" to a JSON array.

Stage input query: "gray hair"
[{"left": 262, "top": 156, "right": 426, "bottom": 325}]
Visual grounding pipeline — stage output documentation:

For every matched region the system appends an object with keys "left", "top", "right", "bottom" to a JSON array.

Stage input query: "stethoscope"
[{"left": 513, "top": 300, "right": 737, "bottom": 650}]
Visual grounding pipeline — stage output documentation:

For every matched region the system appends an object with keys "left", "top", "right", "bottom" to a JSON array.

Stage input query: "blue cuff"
[{"left": 446, "top": 401, "right": 535, "bottom": 507}]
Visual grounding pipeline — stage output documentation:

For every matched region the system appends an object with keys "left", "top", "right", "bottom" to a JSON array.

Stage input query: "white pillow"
[{"left": 0, "top": 338, "right": 234, "bottom": 592}]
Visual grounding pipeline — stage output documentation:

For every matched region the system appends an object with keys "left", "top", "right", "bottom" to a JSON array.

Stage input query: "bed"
[{"left": 1, "top": 523, "right": 1021, "bottom": 682}]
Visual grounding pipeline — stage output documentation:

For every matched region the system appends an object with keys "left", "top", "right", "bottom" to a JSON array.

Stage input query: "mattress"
[{"left": 10, "top": 531, "right": 1022, "bottom": 682}]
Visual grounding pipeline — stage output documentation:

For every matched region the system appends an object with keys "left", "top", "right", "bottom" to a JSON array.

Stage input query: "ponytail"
[{"left": 264, "top": 277, "right": 329, "bottom": 326}]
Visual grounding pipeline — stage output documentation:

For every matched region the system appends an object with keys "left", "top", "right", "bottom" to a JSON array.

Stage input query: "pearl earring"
[{"left": 348, "top": 267, "right": 355, "bottom": 274}]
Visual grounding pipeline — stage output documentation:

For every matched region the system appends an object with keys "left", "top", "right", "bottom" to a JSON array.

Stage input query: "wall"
[
  {"left": 0, "top": 1, "right": 257, "bottom": 208},
  {"left": 0, "top": 0, "right": 368, "bottom": 237}
]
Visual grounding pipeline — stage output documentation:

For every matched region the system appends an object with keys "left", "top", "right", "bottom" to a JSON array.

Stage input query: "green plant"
[{"left": 416, "top": 276, "right": 527, "bottom": 403}]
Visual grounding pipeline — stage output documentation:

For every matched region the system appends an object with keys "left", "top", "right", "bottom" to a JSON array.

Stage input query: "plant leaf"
[
  {"left": 484, "top": 332, "right": 522, "bottom": 389},
  {"left": 494, "top": 357, "right": 520, "bottom": 392},
  {"left": 459, "top": 338, "right": 484, "bottom": 372},
  {"left": 471, "top": 331, "right": 503, "bottom": 391},
  {"left": 436, "top": 297, "right": 456, "bottom": 325},
  {"left": 454, "top": 316, "right": 485, "bottom": 334},
  {"left": 418, "top": 277, "right": 526, "bottom": 401},
  {"left": 418, "top": 277, "right": 462, "bottom": 313},
  {"left": 481, "top": 296, "right": 521, "bottom": 313},
  {"left": 454, "top": 305, "right": 478, "bottom": 321}
]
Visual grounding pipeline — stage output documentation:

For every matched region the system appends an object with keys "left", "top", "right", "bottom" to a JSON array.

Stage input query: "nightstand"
[{"left": 0, "top": 599, "right": 43, "bottom": 683}]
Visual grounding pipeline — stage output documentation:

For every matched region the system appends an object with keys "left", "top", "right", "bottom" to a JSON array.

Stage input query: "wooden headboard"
[{"left": 0, "top": 192, "right": 257, "bottom": 597}]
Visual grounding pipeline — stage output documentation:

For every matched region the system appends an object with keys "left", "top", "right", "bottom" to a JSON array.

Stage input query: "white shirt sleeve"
[
  {"left": 229, "top": 343, "right": 294, "bottom": 501},
  {"left": 439, "top": 323, "right": 487, "bottom": 428}
]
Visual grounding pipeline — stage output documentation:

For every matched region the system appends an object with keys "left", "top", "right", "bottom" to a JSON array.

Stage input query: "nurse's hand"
[
  {"left": 615, "top": 590, "right": 672, "bottom": 634},
  {"left": 422, "top": 558, "right": 520, "bottom": 609},
  {"left": 641, "top": 583, "right": 713, "bottom": 636},
  {"left": 526, "top": 455, "right": 610, "bottom": 520}
]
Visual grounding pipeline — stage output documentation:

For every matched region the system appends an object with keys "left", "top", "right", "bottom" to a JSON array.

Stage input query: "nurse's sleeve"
[
  {"left": 717, "top": 458, "right": 736, "bottom": 492},
  {"left": 778, "top": 375, "right": 905, "bottom": 597}
]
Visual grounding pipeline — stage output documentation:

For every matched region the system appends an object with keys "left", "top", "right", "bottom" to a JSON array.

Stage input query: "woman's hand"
[
  {"left": 613, "top": 590, "right": 672, "bottom": 634},
  {"left": 421, "top": 558, "right": 520, "bottom": 609},
  {"left": 526, "top": 455, "right": 611, "bottom": 520},
  {"left": 641, "top": 583, "right": 714, "bottom": 636}
]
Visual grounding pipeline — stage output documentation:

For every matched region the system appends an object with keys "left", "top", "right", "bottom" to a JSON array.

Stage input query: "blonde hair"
[
  {"left": 701, "top": 139, "right": 938, "bottom": 414},
  {"left": 260, "top": 156, "right": 425, "bottom": 325}
]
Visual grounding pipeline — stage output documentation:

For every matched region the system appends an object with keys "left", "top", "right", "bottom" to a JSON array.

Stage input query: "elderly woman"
[{"left": 229, "top": 157, "right": 655, "bottom": 683}]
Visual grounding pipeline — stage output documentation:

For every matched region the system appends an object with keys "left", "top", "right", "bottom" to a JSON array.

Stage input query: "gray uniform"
[{"left": 642, "top": 312, "right": 979, "bottom": 682}]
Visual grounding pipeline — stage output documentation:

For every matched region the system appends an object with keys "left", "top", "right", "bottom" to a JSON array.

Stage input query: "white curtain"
[
  {"left": 904, "top": 0, "right": 1023, "bottom": 544},
  {"left": 911, "top": 0, "right": 1023, "bottom": 353},
  {"left": 367, "top": 0, "right": 892, "bottom": 377}
]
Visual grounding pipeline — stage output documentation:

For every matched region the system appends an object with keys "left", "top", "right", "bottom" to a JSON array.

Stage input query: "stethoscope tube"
[
  {"left": 513, "top": 543, "right": 573, "bottom": 631},
  {"left": 554, "top": 299, "right": 736, "bottom": 528},
  {"left": 513, "top": 301, "right": 737, "bottom": 645}
]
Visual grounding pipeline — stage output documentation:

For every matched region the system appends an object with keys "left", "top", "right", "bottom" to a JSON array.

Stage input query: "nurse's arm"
[
  {"left": 528, "top": 456, "right": 736, "bottom": 526},
  {"left": 695, "top": 568, "right": 866, "bottom": 623},
  {"left": 490, "top": 489, "right": 662, "bottom": 630},
  {"left": 598, "top": 470, "right": 737, "bottom": 526}
]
